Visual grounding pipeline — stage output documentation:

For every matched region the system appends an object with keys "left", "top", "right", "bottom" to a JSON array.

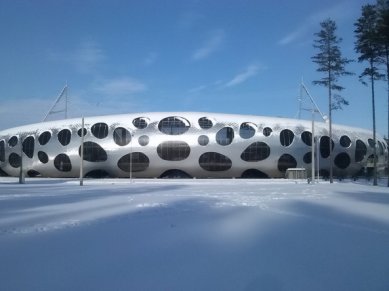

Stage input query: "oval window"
[
  {"left": 240, "top": 142, "right": 270, "bottom": 162},
  {"left": 216, "top": 127, "right": 234, "bottom": 146},
  {"left": 239, "top": 122, "right": 256, "bottom": 139},
  {"left": 22, "top": 136, "right": 35, "bottom": 158},
  {"left": 54, "top": 153, "right": 72, "bottom": 172},
  {"left": 58, "top": 129, "right": 71, "bottom": 146},
  {"left": 117, "top": 152, "right": 150, "bottom": 172},
  {"left": 133, "top": 117, "right": 149, "bottom": 129},
  {"left": 280, "top": 129, "right": 294, "bottom": 147},
  {"left": 158, "top": 116, "right": 190, "bottom": 135},
  {"left": 79, "top": 142, "right": 107, "bottom": 162},
  {"left": 113, "top": 127, "right": 131, "bottom": 146},
  {"left": 199, "top": 152, "right": 232, "bottom": 171},
  {"left": 91, "top": 123, "right": 108, "bottom": 139},
  {"left": 198, "top": 117, "right": 213, "bottom": 129},
  {"left": 38, "top": 131, "right": 51, "bottom": 145},
  {"left": 157, "top": 141, "right": 190, "bottom": 161},
  {"left": 301, "top": 131, "right": 312, "bottom": 146}
]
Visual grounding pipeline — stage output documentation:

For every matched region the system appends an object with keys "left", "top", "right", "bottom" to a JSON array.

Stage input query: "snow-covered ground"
[{"left": 0, "top": 178, "right": 388, "bottom": 291}]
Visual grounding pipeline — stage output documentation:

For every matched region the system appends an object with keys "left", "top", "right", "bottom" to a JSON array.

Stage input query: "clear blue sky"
[{"left": 0, "top": 0, "right": 387, "bottom": 136}]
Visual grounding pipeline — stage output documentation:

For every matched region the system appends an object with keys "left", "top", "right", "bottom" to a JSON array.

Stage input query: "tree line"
[{"left": 311, "top": 0, "right": 389, "bottom": 186}]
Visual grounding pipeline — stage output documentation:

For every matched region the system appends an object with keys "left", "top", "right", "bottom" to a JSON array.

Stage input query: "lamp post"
[
  {"left": 19, "top": 138, "right": 25, "bottom": 184},
  {"left": 80, "top": 117, "right": 85, "bottom": 186}
]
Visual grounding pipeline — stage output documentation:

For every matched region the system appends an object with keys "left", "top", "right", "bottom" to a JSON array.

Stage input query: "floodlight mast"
[
  {"left": 43, "top": 85, "right": 68, "bottom": 122},
  {"left": 300, "top": 81, "right": 327, "bottom": 122}
]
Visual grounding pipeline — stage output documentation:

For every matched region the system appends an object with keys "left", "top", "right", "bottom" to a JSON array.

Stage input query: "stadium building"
[{"left": 0, "top": 112, "right": 387, "bottom": 179}]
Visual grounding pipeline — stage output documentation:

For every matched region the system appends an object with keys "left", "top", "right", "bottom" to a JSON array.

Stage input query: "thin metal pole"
[
  {"left": 19, "top": 139, "right": 25, "bottom": 184},
  {"left": 80, "top": 117, "right": 85, "bottom": 186},
  {"left": 311, "top": 111, "right": 315, "bottom": 184},
  {"left": 130, "top": 132, "right": 133, "bottom": 182}
]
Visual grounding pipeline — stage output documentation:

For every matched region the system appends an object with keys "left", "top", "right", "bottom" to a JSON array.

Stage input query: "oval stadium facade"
[{"left": 0, "top": 112, "right": 387, "bottom": 179}]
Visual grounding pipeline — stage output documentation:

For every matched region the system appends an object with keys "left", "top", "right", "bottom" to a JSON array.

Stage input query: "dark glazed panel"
[
  {"left": 91, "top": 123, "right": 108, "bottom": 139},
  {"left": 113, "top": 127, "right": 131, "bottom": 146},
  {"left": 117, "top": 152, "right": 150, "bottom": 172},
  {"left": 280, "top": 129, "right": 294, "bottom": 147},
  {"left": 54, "top": 154, "right": 72, "bottom": 172},
  {"left": 240, "top": 142, "right": 270, "bottom": 162},
  {"left": 198, "top": 117, "right": 213, "bottom": 129},
  {"left": 216, "top": 127, "right": 234, "bottom": 146},
  {"left": 38, "top": 131, "right": 51, "bottom": 145},
  {"left": 158, "top": 116, "right": 190, "bottom": 135},
  {"left": 277, "top": 154, "right": 297, "bottom": 173},
  {"left": 22, "top": 136, "right": 35, "bottom": 159},
  {"left": 239, "top": 123, "right": 256, "bottom": 139},
  {"left": 58, "top": 129, "right": 71, "bottom": 146},
  {"left": 199, "top": 152, "right": 232, "bottom": 171},
  {"left": 157, "top": 141, "right": 190, "bottom": 161},
  {"left": 79, "top": 142, "right": 107, "bottom": 162}
]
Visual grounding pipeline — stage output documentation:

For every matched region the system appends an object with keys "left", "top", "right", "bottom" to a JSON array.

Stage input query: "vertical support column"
[
  {"left": 80, "top": 117, "right": 85, "bottom": 186},
  {"left": 19, "top": 139, "right": 25, "bottom": 184},
  {"left": 311, "top": 111, "right": 315, "bottom": 184}
]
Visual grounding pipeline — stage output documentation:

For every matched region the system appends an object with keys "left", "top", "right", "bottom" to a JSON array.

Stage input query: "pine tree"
[
  {"left": 354, "top": 4, "right": 384, "bottom": 186},
  {"left": 376, "top": 0, "right": 389, "bottom": 186},
  {"left": 312, "top": 18, "right": 353, "bottom": 184}
]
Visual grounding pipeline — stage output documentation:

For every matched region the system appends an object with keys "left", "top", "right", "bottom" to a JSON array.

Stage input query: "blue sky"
[{"left": 0, "top": 0, "right": 387, "bottom": 136}]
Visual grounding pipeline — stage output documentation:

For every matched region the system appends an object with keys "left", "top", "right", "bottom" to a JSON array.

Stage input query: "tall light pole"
[
  {"left": 80, "top": 117, "right": 85, "bottom": 186},
  {"left": 19, "top": 137, "right": 25, "bottom": 184}
]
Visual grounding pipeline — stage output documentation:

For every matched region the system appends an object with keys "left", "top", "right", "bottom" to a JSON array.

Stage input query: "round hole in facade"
[
  {"left": 54, "top": 154, "right": 72, "bottom": 172},
  {"left": 58, "top": 129, "right": 71, "bottom": 146},
  {"left": 79, "top": 142, "right": 107, "bottom": 162},
  {"left": 301, "top": 131, "right": 312, "bottom": 146},
  {"left": 241, "top": 169, "right": 269, "bottom": 179},
  {"left": 78, "top": 128, "right": 87, "bottom": 137},
  {"left": 280, "top": 129, "right": 294, "bottom": 147},
  {"left": 38, "top": 151, "right": 49, "bottom": 164},
  {"left": 263, "top": 127, "right": 272, "bottom": 137},
  {"left": 320, "top": 136, "right": 334, "bottom": 158},
  {"left": 91, "top": 123, "right": 108, "bottom": 139},
  {"left": 355, "top": 139, "right": 367, "bottom": 162},
  {"left": 216, "top": 127, "right": 234, "bottom": 146},
  {"left": 8, "top": 136, "right": 18, "bottom": 147},
  {"left": 22, "top": 136, "right": 35, "bottom": 158},
  {"left": 198, "top": 135, "right": 209, "bottom": 146},
  {"left": 133, "top": 117, "right": 149, "bottom": 129},
  {"left": 239, "top": 122, "right": 256, "bottom": 139},
  {"left": 38, "top": 131, "right": 51, "bottom": 145},
  {"left": 113, "top": 127, "right": 131, "bottom": 146},
  {"left": 303, "top": 152, "right": 311, "bottom": 164},
  {"left": 27, "top": 170, "right": 41, "bottom": 177},
  {"left": 9, "top": 153, "right": 21, "bottom": 168},
  {"left": 160, "top": 169, "right": 192, "bottom": 179},
  {"left": 138, "top": 135, "right": 149, "bottom": 146},
  {"left": 240, "top": 142, "right": 270, "bottom": 162},
  {"left": 198, "top": 117, "right": 213, "bottom": 129},
  {"left": 85, "top": 169, "right": 111, "bottom": 178},
  {"left": 158, "top": 116, "right": 190, "bottom": 135},
  {"left": 340, "top": 135, "right": 351, "bottom": 148},
  {"left": 0, "top": 140, "right": 5, "bottom": 162},
  {"left": 117, "top": 152, "right": 150, "bottom": 172},
  {"left": 277, "top": 154, "right": 297, "bottom": 173},
  {"left": 199, "top": 152, "right": 232, "bottom": 171},
  {"left": 334, "top": 152, "right": 351, "bottom": 169},
  {"left": 157, "top": 141, "right": 190, "bottom": 161}
]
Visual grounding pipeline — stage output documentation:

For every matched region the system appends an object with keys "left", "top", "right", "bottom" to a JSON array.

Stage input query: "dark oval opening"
[
  {"left": 91, "top": 123, "right": 109, "bottom": 139},
  {"left": 54, "top": 154, "right": 72, "bottom": 172},
  {"left": 160, "top": 169, "right": 192, "bottom": 179},
  {"left": 157, "top": 141, "right": 191, "bottom": 161},
  {"left": 241, "top": 169, "right": 269, "bottom": 179},
  {"left": 38, "top": 131, "right": 51, "bottom": 145},
  {"left": 117, "top": 152, "right": 150, "bottom": 172},
  {"left": 58, "top": 129, "right": 71, "bottom": 146},
  {"left": 277, "top": 154, "right": 297, "bottom": 173},
  {"left": 240, "top": 142, "right": 270, "bottom": 162},
  {"left": 78, "top": 142, "right": 107, "bottom": 162},
  {"left": 216, "top": 127, "right": 234, "bottom": 146},
  {"left": 199, "top": 152, "right": 232, "bottom": 171}
]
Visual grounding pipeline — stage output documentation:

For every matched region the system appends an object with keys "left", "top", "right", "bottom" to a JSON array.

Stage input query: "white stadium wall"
[{"left": 0, "top": 112, "right": 387, "bottom": 179}]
